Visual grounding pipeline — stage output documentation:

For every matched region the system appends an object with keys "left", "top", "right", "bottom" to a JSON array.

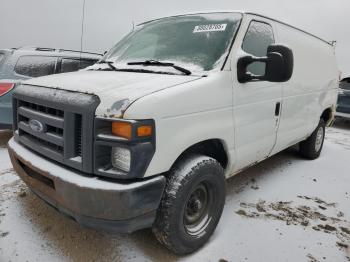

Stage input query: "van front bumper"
[{"left": 7, "top": 137, "right": 166, "bottom": 233}]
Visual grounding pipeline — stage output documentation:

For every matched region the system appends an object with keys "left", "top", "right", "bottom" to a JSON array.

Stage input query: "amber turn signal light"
[
  {"left": 112, "top": 122, "right": 132, "bottom": 139},
  {"left": 137, "top": 125, "right": 153, "bottom": 137}
]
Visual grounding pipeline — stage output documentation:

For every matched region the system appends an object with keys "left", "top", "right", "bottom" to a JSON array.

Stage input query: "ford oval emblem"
[{"left": 29, "top": 119, "right": 45, "bottom": 133}]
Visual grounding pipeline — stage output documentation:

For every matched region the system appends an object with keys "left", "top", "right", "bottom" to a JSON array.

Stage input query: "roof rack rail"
[
  {"left": 12, "top": 46, "right": 102, "bottom": 56},
  {"left": 11, "top": 46, "right": 31, "bottom": 50},
  {"left": 35, "top": 47, "right": 56, "bottom": 52},
  {"left": 58, "top": 49, "right": 102, "bottom": 56}
]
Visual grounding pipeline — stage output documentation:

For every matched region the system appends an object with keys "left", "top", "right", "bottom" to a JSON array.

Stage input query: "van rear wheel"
[
  {"left": 299, "top": 119, "right": 325, "bottom": 159},
  {"left": 152, "top": 155, "right": 225, "bottom": 255}
]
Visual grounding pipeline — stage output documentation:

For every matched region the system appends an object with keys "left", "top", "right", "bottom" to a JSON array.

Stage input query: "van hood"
[{"left": 24, "top": 70, "right": 201, "bottom": 117}]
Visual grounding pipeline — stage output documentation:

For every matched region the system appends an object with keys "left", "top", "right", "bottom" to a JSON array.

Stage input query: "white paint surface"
[
  {"left": 1, "top": 121, "right": 350, "bottom": 261},
  {"left": 23, "top": 70, "right": 201, "bottom": 118}
]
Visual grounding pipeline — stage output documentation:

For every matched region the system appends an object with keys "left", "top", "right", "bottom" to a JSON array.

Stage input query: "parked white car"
[{"left": 8, "top": 11, "right": 338, "bottom": 254}]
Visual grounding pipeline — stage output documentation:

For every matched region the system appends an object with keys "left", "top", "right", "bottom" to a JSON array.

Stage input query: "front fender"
[{"left": 124, "top": 72, "right": 236, "bottom": 177}]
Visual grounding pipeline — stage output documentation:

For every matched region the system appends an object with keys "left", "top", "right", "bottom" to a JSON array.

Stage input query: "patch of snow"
[
  {"left": 1, "top": 121, "right": 350, "bottom": 261},
  {"left": 0, "top": 171, "right": 18, "bottom": 187},
  {"left": 23, "top": 70, "right": 201, "bottom": 118}
]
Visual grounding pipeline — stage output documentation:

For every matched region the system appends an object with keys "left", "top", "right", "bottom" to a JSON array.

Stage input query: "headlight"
[
  {"left": 111, "top": 147, "right": 131, "bottom": 172},
  {"left": 111, "top": 121, "right": 153, "bottom": 139},
  {"left": 94, "top": 118, "right": 156, "bottom": 179}
]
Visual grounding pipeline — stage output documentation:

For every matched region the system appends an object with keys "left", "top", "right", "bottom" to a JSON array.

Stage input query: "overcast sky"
[{"left": 0, "top": 0, "right": 349, "bottom": 76}]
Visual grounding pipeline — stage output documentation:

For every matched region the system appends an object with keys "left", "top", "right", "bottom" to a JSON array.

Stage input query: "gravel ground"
[{"left": 1, "top": 120, "right": 350, "bottom": 262}]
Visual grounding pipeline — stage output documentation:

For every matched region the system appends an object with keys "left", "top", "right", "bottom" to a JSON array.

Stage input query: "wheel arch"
[
  {"left": 321, "top": 107, "right": 334, "bottom": 126},
  {"left": 168, "top": 139, "right": 229, "bottom": 173}
]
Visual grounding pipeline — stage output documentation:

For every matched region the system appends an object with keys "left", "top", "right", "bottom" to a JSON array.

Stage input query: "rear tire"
[
  {"left": 299, "top": 119, "right": 325, "bottom": 160},
  {"left": 152, "top": 155, "right": 226, "bottom": 255}
]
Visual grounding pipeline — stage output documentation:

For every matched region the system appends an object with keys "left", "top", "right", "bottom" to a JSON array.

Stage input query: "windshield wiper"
[
  {"left": 98, "top": 60, "right": 118, "bottom": 71},
  {"left": 127, "top": 60, "right": 192, "bottom": 75}
]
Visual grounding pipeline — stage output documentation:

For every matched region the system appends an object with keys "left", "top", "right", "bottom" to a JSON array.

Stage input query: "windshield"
[{"left": 104, "top": 13, "right": 242, "bottom": 73}]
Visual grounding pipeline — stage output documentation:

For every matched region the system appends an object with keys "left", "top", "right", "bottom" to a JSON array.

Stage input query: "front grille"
[
  {"left": 17, "top": 99, "right": 80, "bottom": 158},
  {"left": 75, "top": 115, "right": 82, "bottom": 157},
  {"left": 22, "top": 100, "right": 64, "bottom": 117},
  {"left": 21, "top": 129, "right": 64, "bottom": 153},
  {"left": 13, "top": 84, "right": 99, "bottom": 173}
]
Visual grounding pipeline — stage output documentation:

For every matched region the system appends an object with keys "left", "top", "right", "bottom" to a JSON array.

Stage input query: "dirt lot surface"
[{"left": 1, "top": 120, "right": 350, "bottom": 262}]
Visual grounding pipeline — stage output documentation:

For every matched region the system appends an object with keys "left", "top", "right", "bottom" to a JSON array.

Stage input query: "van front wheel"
[
  {"left": 299, "top": 119, "right": 326, "bottom": 159},
  {"left": 152, "top": 155, "right": 225, "bottom": 255}
]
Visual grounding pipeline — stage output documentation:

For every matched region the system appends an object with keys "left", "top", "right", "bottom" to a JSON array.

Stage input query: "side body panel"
[
  {"left": 270, "top": 22, "right": 338, "bottom": 154},
  {"left": 229, "top": 15, "right": 282, "bottom": 173}
]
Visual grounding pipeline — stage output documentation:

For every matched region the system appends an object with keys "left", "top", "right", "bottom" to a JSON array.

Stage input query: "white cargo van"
[{"left": 8, "top": 11, "right": 338, "bottom": 254}]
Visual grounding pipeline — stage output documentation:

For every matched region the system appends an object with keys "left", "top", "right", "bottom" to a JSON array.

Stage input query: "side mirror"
[{"left": 237, "top": 44, "right": 294, "bottom": 83}]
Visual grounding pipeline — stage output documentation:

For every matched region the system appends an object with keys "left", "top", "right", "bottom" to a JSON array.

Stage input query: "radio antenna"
[{"left": 79, "top": 0, "right": 86, "bottom": 66}]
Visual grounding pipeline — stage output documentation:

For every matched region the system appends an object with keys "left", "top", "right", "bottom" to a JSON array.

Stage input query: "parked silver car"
[{"left": 0, "top": 47, "right": 101, "bottom": 129}]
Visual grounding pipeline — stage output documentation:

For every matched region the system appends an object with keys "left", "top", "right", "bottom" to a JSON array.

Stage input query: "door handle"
[{"left": 275, "top": 102, "right": 281, "bottom": 116}]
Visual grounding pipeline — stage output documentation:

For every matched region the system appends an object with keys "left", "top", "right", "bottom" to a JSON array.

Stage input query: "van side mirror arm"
[{"left": 237, "top": 55, "right": 268, "bottom": 83}]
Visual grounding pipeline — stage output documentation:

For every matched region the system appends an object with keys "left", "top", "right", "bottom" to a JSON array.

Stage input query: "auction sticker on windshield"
[{"left": 193, "top": 24, "right": 227, "bottom": 33}]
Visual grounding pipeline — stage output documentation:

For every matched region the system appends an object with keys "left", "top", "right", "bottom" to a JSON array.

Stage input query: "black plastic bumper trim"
[{"left": 32, "top": 188, "right": 157, "bottom": 233}]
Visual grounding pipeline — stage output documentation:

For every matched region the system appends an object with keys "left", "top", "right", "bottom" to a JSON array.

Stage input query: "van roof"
[
  {"left": 138, "top": 11, "right": 332, "bottom": 46},
  {"left": 245, "top": 12, "right": 332, "bottom": 46}
]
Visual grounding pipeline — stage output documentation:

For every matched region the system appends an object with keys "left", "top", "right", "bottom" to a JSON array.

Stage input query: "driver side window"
[{"left": 242, "top": 21, "right": 275, "bottom": 75}]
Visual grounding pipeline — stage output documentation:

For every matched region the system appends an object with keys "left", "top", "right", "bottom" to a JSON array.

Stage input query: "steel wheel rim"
[
  {"left": 184, "top": 182, "right": 212, "bottom": 236},
  {"left": 315, "top": 126, "right": 324, "bottom": 152}
]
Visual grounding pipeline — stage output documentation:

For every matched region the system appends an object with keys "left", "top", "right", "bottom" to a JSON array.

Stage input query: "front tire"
[
  {"left": 299, "top": 119, "right": 326, "bottom": 159},
  {"left": 152, "top": 155, "right": 226, "bottom": 255}
]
